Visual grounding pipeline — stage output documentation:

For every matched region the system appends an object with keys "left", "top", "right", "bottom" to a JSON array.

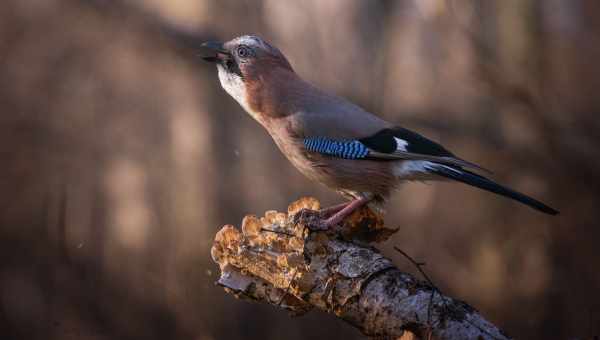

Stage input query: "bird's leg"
[
  {"left": 318, "top": 202, "right": 350, "bottom": 218},
  {"left": 315, "top": 196, "right": 371, "bottom": 230}
]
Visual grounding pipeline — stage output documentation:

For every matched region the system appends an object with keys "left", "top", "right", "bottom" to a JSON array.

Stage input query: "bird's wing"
[{"left": 303, "top": 127, "right": 491, "bottom": 174}]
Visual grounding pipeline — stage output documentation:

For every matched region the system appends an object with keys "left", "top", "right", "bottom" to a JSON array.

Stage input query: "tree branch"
[{"left": 211, "top": 197, "right": 511, "bottom": 340}]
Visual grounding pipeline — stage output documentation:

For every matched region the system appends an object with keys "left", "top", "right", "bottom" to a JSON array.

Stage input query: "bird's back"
[{"left": 279, "top": 76, "right": 392, "bottom": 140}]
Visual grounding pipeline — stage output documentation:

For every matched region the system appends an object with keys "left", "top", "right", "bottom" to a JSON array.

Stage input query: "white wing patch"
[
  {"left": 393, "top": 161, "right": 461, "bottom": 181},
  {"left": 393, "top": 160, "right": 433, "bottom": 179},
  {"left": 393, "top": 137, "right": 409, "bottom": 151}
]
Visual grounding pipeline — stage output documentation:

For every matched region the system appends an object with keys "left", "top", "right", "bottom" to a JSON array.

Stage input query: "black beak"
[{"left": 200, "top": 41, "right": 230, "bottom": 63}]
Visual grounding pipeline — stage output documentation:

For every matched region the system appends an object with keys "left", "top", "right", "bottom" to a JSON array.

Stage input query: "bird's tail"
[{"left": 428, "top": 164, "right": 559, "bottom": 215}]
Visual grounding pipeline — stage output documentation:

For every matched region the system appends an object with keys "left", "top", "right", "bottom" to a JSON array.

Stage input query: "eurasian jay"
[{"left": 201, "top": 35, "right": 558, "bottom": 229}]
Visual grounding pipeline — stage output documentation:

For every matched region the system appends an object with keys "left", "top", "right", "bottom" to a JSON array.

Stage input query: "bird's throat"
[{"left": 216, "top": 64, "right": 264, "bottom": 124}]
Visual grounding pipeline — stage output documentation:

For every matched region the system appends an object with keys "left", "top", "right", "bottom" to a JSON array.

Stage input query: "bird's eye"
[{"left": 236, "top": 46, "right": 252, "bottom": 58}]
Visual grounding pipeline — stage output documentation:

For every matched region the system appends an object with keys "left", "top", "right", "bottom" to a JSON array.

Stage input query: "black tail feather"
[{"left": 430, "top": 165, "right": 559, "bottom": 215}]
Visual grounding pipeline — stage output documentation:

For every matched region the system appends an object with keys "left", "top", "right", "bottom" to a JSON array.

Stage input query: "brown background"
[{"left": 1, "top": 0, "right": 599, "bottom": 339}]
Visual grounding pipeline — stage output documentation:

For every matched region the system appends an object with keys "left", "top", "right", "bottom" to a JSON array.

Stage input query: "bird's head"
[
  {"left": 201, "top": 35, "right": 294, "bottom": 120},
  {"left": 201, "top": 35, "right": 292, "bottom": 78}
]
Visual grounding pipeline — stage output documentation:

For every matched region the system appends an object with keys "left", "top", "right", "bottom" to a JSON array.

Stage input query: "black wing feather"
[
  {"left": 359, "top": 127, "right": 455, "bottom": 157},
  {"left": 358, "top": 128, "right": 490, "bottom": 173},
  {"left": 430, "top": 166, "right": 559, "bottom": 215}
]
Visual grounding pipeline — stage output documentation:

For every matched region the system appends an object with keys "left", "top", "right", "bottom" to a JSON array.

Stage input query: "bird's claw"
[
  {"left": 293, "top": 208, "right": 331, "bottom": 231},
  {"left": 293, "top": 208, "right": 318, "bottom": 225},
  {"left": 307, "top": 220, "right": 332, "bottom": 231}
]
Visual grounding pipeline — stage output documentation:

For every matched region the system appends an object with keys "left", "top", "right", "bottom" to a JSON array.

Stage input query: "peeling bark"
[{"left": 211, "top": 197, "right": 511, "bottom": 340}]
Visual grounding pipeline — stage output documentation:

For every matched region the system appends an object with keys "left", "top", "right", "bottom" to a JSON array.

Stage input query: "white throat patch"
[{"left": 216, "top": 64, "right": 261, "bottom": 121}]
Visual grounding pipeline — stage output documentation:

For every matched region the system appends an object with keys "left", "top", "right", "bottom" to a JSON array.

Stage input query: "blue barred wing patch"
[{"left": 303, "top": 137, "right": 369, "bottom": 159}]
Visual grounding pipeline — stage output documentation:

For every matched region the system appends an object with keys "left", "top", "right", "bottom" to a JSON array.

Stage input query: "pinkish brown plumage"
[{"left": 201, "top": 35, "right": 558, "bottom": 227}]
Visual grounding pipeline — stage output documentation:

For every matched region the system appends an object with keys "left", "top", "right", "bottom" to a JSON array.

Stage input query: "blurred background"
[{"left": 1, "top": 0, "right": 599, "bottom": 339}]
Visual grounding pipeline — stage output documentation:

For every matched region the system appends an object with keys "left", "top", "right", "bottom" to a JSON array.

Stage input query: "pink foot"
[
  {"left": 318, "top": 202, "right": 350, "bottom": 218},
  {"left": 312, "top": 197, "right": 370, "bottom": 231}
]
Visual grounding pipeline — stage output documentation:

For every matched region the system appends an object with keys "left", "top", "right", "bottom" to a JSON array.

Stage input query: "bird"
[{"left": 201, "top": 35, "right": 558, "bottom": 229}]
